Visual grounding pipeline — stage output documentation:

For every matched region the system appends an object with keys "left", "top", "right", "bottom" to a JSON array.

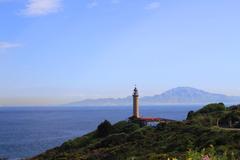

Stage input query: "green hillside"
[{"left": 29, "top": 103, "right": 240, "bottom": 160}]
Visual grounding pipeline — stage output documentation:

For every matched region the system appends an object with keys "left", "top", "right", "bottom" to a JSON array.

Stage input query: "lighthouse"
[
  {"left": 129, "top": 86, "right": 174, "bottom": 125},
  {"left": 132, "top": 86, "right": 140, "bottom": 118}
]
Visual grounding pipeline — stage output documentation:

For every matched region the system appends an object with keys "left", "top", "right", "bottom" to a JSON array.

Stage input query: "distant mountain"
[
  {"left": 67, "top": 87, "right": 240, "bottom": 106},
  {"left": 68, "top": 96, "right": 132, "bottom": 106}
]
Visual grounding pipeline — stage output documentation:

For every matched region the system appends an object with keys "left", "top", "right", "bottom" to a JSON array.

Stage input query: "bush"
[
  {"left": 98, "top": 133, "right": 128, "bottom": 147},
  {"left": 156, "top": 122, "right": 167, "bottom": 131},
  {"left": 111, "top": 121, "right": 129, "bottom": 133},
  {"left": 97, "top": 120, "right": 112, "bottom": 137},
  {"left": 187, "top": 110, "right": 194, "bottom": 120},
  {"left": 61, "top": 132, "right": 95, "bottom": 150},
  {"left": 122, "top": 123, "right": 140, "bottom": 133},
  {"left": 219, "top": 111, "right": 240, "bottom": 128},
  {"left": 127, "top": 129, "right": 145, "bottom": 141},
  {"left": 197, "top": 103, "right": 226, "bottom": 114},
  {"left": 186, "top": 145, "right": 232, "bottom": 160},
  {"left": 228, "top": 104, "right": 240, "bottom": 111}
]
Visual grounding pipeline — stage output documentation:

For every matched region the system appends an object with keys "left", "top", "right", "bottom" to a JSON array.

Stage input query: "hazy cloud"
[
  {"left": 145, "top": 2, "right": 160, "bottom": 10},
  {"left": 0, "top": 42, "right": 21, "bottom": 49},
  {"left": 22, "top": 0, "right": 62, "bottom": 16}
]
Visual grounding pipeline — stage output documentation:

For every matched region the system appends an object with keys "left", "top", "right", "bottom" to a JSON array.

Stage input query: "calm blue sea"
[{"left": 0, "top": 105, "right": 202, "bottom": 160}]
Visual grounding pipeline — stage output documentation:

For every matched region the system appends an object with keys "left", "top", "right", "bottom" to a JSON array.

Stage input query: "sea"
[{"left": 0, "top": 105, "right": 202, "bottom": 160}]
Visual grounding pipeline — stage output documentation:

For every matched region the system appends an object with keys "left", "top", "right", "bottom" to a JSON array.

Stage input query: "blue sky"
[{"left": 0, "top": 0, "right": 240, "bottom": 105}]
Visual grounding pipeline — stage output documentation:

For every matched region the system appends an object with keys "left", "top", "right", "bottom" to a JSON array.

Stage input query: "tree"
[
  {"left": 197, "top": 103, "right": 226, "bottom": 114},
  {"left": 187, "top": 111, "right": 194, "bottom": 120},
  {"left": 97, "top": 120, "right": 112, "bottom": 137}
]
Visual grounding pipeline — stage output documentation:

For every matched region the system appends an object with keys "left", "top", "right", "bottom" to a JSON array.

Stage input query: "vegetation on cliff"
[
  {"left": 187, "top": 103, "right": 240, "bottom": 128},
  {"left": 30, "top": 103, "right": 240, "bottom": 160}
]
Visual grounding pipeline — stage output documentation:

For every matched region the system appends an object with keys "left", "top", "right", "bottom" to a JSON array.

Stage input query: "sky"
[{"left": 0, "top": 0, "right": 240, "bottom": 105}]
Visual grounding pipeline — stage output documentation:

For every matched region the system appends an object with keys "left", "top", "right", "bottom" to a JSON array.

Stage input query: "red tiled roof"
[
  {"left": 139, "top": 117, "right": 162, "bottom": 121},
  {"left": 138, "top": 117, "right": 176, "bottom": 122}
]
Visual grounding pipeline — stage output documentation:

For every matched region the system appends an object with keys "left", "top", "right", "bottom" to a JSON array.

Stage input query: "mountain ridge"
[{"left": 67, "top": 87, "right": 240, "bottom": 106}]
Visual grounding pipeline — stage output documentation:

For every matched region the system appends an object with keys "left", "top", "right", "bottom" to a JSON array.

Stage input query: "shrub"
[
  {"left": 111, "top": 121, "right": 140, "bottom": 134},
  {"left": 187, "top": 111, "right": 195, "bottom": 120},
  {"left": 111, "top": 121, "right": 129, "bottom": 133},
  {"left": 197, "top": 103, "right": 226, "bottom": 114},
  {"left": 228, "top": 104, "right": 240, "bottom": 111},
  {"left": 122, "top": 123, "right": 140, "bottom": 133},
  {"left": 186, "top": 145, "right": 231, "bottom": 160},
  {"left": 98, "top": 133, "right": 128, "bottom": 147},
  {"left": 97, "top": 120, "right": 112, "bottom": 137}
]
